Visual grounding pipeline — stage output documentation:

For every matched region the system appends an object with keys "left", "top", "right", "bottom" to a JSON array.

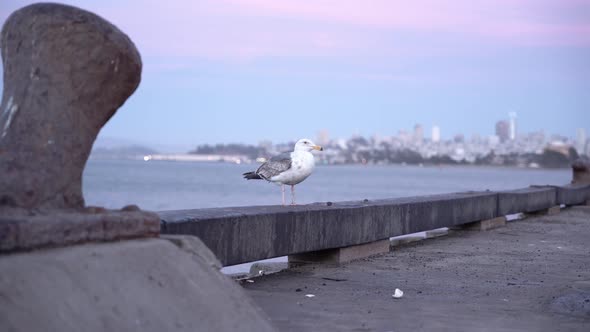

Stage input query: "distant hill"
[{"left": 90, "top": 145, "right": 158, "bottom": 159}]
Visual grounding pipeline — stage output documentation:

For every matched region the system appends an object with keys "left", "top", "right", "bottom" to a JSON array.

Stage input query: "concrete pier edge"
[{"left": 160, "top": 184, "right": 590, "bottom": 266}]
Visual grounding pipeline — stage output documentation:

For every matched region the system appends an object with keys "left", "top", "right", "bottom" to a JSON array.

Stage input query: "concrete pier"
[
  {"left": 3, "top": 3, "right": 587, "bottom": 332},
  {"left": 160, "top": 185, "right": 590, "bottom": 266},
  {"left": 243, "top": 207, "right": 590, "bottom": 332}
]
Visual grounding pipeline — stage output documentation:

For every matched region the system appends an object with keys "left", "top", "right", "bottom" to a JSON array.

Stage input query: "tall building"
[
  {"left": 508, "top": 112, "right": 517, "bottom": 141},
  {"left": 316, "top": 130, "right": 330, "bottom": 146},
  {"left": 495, "top": 120, "right": 510, "bottom": 142},
  {"left": 488, "top": 135, "right": 500, "bottom": 146},
  {"left": 577, "top": 128, "right": 587, "bottom": 155},
  {"left": 431, "top": 125, "right": 440, "bottom": 143},
  {"left": 398, "top": 129, "right": 410, "bottom": 143},
  {"left": 413, "top": 124, "right": 424, "bottom": 144}
]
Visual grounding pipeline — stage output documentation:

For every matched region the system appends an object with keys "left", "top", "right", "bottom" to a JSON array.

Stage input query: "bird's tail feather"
[{"left": 243, "top": 171, "right": 262, "bottom": 180}]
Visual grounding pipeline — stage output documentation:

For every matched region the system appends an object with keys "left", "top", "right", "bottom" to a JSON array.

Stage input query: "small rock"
[
  {"left": 295, "top": 288, "right": 302, "bottom": 292},
  {"left": 246, "top": 279, "right": 254, "bottom": 283},
  {"left": 392, "top": 288, "right": 403, "bottom": 299},
  {"left": 326, "top": 201, "right": 333, "bottom": 206}
]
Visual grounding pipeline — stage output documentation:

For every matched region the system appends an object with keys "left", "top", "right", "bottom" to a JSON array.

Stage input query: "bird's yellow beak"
[{"left": 313, "top": 145, "right": 323, "bottom": 151}]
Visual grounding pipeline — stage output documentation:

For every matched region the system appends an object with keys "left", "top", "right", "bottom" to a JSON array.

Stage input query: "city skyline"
[
  {"left": 118, "top": 120, "right": 586, "bottom": 169},
  {"left": 1, "top": 0, "right": 589, "bottom": 150},
  {"left": 94, "top": 119, "right": 587, "bottom": 155}
]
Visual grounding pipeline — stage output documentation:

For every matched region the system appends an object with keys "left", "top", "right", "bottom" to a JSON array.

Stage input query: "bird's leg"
[
  {"left": 281, "top": 184, "right": 285, "bottom": 206},
  {"left": 291, "top": 185, "right": 296, "bottom": 205}
]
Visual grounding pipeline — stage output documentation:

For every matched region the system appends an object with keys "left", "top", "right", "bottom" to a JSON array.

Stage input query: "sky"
[{"left": 1, "top": 0, "right": 589, "bottom": 151}]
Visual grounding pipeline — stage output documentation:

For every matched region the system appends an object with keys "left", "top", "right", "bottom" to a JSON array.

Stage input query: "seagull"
[{"left": 243, "top": 138, "right": 323, "bottom": 206}]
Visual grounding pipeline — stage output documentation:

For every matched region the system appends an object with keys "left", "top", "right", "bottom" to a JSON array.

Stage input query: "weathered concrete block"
[
  {"left": 389, "top": 191, "right": 498, "bottom": 232},
  {"left": 526, "top": 206, "right": 561, "bottom": 217},
  {"left": 160, "top": 192, "right": 498, "bottom": 266},
  {"left": 547, "top": 206, "right": 561, "bottom": 215},
  {"left": 288, "top": 239, "right": 390, "bottom": 265},
  {"left": 0, "top": 210, "right": 160, "bottom": 253},
  {"left": 161, "top": 234, "right": 222, "bottom": 269},
  {"left": 456, "top": 216, "right": 506, "bottom": 231},
  {"left": 0, "top": 3, "right": 141, "bottom": 211},
  {"left": 498, "top": 187, "right": 556, "bottom": 215},
  {"left": 0, "top": 238, "right": 276, "bottom": 332},
  {"left": 556, "top": 184, "right": 590, "bottom": 206}
]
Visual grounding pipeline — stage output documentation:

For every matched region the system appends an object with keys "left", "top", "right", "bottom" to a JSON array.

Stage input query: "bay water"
[{"left": 84, "top": 159, "right": 569, "bottom": 211}]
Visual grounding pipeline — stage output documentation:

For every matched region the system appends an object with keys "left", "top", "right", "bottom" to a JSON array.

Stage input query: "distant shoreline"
[{"left": 87, "top": 156, "right": 572, "bottom": 170}]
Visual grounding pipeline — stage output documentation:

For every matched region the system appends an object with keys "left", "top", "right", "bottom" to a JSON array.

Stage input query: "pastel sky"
[{"left": 1, "top": 0, "right": 589, "bottom": 151}]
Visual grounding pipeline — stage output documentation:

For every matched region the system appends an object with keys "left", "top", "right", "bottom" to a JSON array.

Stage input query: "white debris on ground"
[
  {"left": 305, "top": 294, "right": 315, "bottom": 298},
  {"left": 392, "top": 288, "right": 404, "bottom": 299},
  {"left": 246, "top": 279, "right": 255, "bottom": 283},
  {"left": 506, "top": 213, "right": 523, "bottom": 221}
]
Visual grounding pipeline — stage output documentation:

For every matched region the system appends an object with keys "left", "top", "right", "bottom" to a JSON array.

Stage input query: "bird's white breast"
[{"left": 271, "top": 151, "right": 315, "bottom": 185}]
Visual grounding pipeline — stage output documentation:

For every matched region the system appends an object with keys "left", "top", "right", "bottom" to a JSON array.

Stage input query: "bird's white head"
[{"left": 294, "top": 138, "right": 323, "bottom": 152}]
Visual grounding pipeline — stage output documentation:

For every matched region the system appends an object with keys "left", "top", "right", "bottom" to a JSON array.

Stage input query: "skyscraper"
[
  {"left": 508, "top": 112, "right": 517, "bottom": 141},
  {"left": 413, "top": 124, "right": 424, "bottom": 144},
  {"left": 495, "top": 120, "right": 510, "bottom": 142},
  {"left": 316, "top": 130, "right": 330, "bottom": 146},
  {"left": 431, "top": 125, "right": 440, "bottom": 143}
]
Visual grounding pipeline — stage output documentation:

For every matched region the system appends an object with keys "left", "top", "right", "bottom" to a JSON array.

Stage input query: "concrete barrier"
[
  {"left": 160, "top": 184, "right": 590, "bottom": 266},
  {"left": 497, "top": 187, "right": 557, "bottom": 215},
  {"left": 160, "top": 191, "right": 497, "bottom": 266},
  {"left": 557, "top": 184, "right": 590, "bottom": 206}
]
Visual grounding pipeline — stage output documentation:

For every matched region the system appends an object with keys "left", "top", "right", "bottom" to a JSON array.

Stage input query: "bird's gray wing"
[{"left": 256, "top": 152, "right": 292, "bottom": 180}]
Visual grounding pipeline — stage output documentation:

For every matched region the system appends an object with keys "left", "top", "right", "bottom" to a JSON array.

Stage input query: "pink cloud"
[
  {"left": 484, "top": 22, "right": 590, "bottom": 47},
  {"left": 225, "top": 0, "right": 590, "bottom": 46},
  {"left": 1, "top": 0, "right": 589, "bottom": 62}
]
